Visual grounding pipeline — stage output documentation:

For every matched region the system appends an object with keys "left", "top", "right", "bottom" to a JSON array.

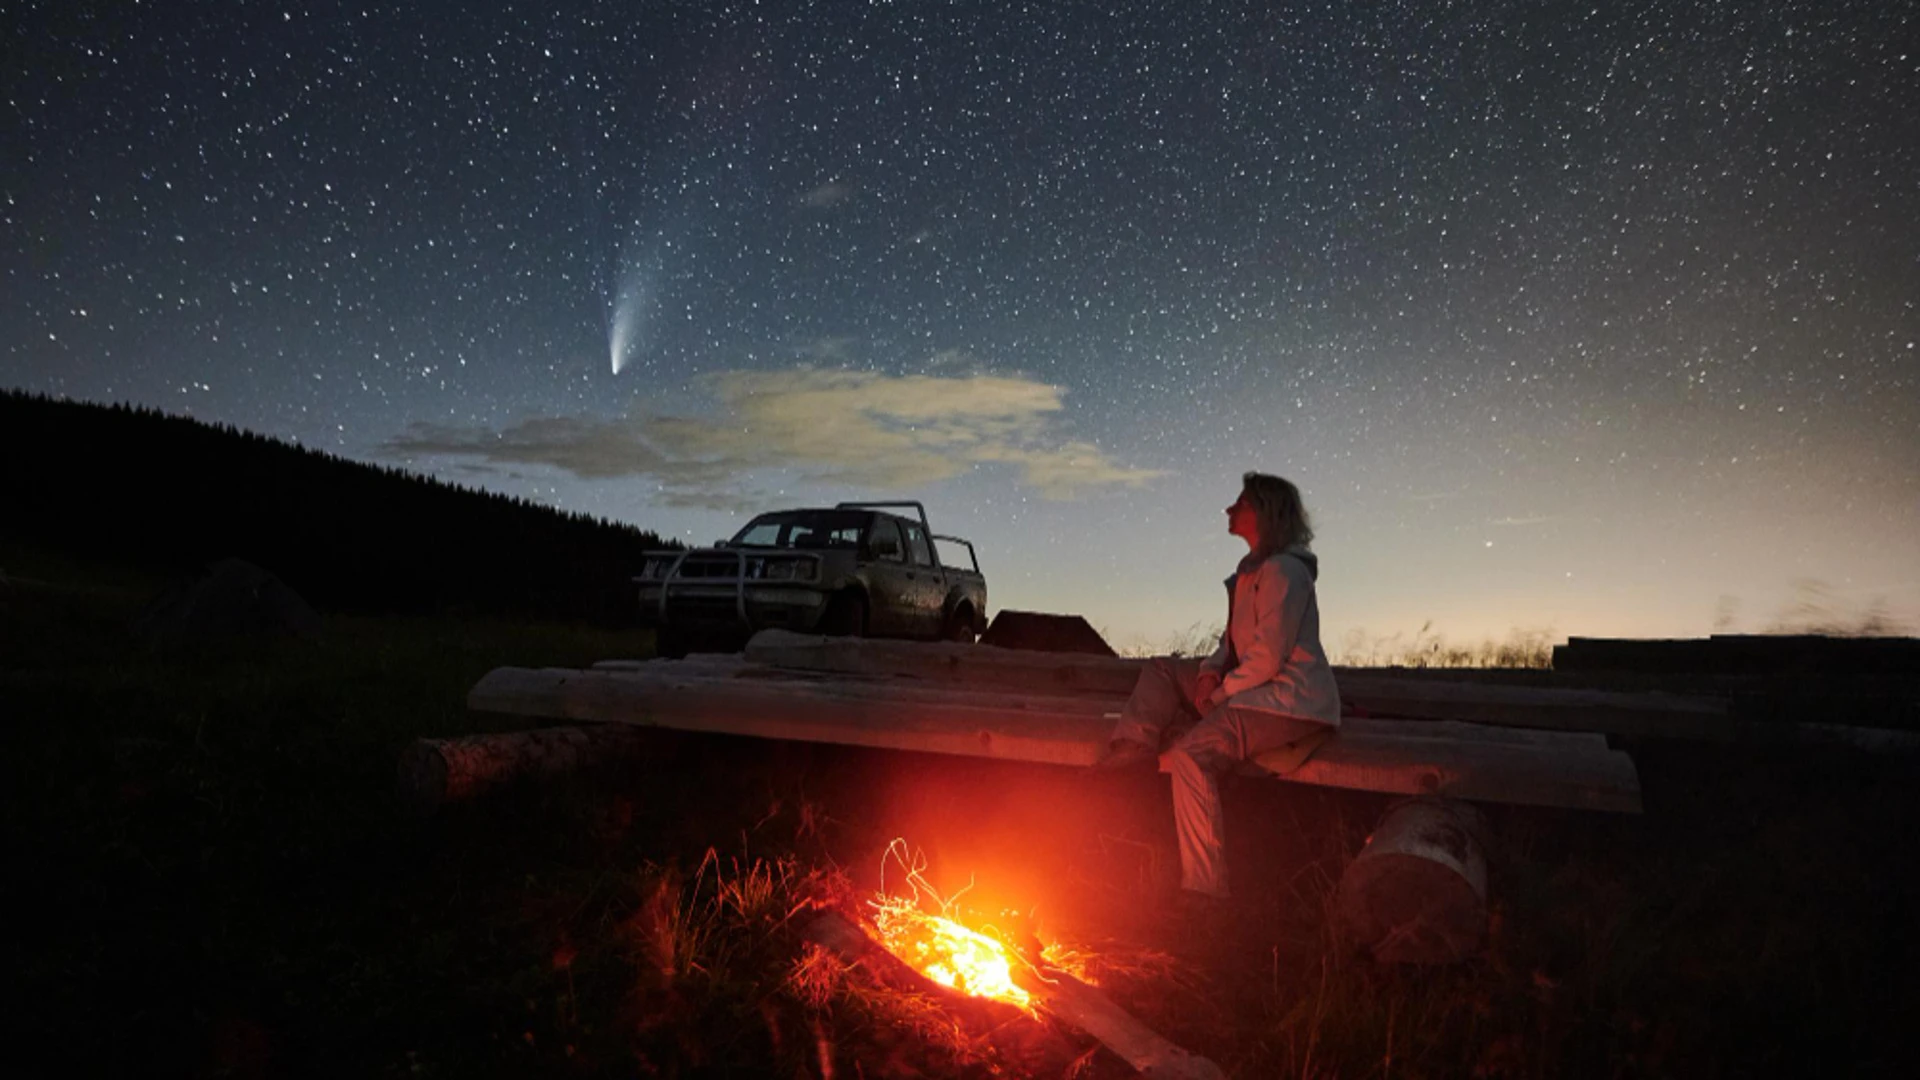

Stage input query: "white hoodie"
[{"left": 1197, "top": 546, "right": 1343, "bottom": 726}]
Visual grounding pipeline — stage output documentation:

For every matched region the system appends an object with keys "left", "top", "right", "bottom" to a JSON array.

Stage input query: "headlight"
[{"left": 764, "top": 559, "right": 807, "bottom": 581}]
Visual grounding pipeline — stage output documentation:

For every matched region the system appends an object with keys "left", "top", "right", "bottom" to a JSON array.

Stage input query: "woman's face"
[{"left": 1226, "top": 490, "right": 1261, "bottom": 544}]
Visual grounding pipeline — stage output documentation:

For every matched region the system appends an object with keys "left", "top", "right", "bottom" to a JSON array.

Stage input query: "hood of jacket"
[
  {"left": 1235, "top": 545, "right": 1319, "bottom": 581},
  {"left": 1284, "top": 545, "right": 1319, "bottom": 581}
]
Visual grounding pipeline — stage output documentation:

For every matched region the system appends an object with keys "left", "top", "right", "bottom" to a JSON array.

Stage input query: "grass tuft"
[{"left": 1338, "top": 621, "right": 1557, "bottom": 668}]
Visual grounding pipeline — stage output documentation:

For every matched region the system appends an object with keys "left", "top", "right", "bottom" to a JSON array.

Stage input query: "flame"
[
  {"left": 872, "top": 898, "right": 1031, "bottom": 1009},
  {"left": 866, "top": 839, "right": 1034, "bottom": 1011}
]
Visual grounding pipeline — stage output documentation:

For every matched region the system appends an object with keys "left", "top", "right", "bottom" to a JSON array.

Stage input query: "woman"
[{"left": 1096, "top": 472, "right": 1342, "bottom": 901}]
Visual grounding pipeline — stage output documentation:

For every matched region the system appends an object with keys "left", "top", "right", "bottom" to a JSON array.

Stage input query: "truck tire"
[
  {"left": 820, "top": 591, "right": 868, "bottom": 638},
  {"left": 943, "top": 605, "right": 977, "bottom": 644}
]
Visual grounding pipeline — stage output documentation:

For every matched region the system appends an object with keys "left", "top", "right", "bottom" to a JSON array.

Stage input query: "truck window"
[
  {"left": 732, "top": 510, "right": 871, "bottom": 549},
  {"left": 904, "top": 522, "right": 934, "bottom": 567},
  {"left": 933, "top": 536, "right": 976, "bottom": 573},
  {"left": 867, "top": 518, "right": 906, "bottom": 562},
  {"left": 735, "top": 522, "right": 784, "bottom": 547}
]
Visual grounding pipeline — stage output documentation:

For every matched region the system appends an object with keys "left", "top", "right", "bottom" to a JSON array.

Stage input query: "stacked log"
[
  {"left": 1334, "top": 798, "right": 1490, "bottom": 964},
  {"left": 399, "top": 723, "right": 651, "bottom": 809},
  {"left": 467, "top": 660, "right": 1645, "bottom": 812}
]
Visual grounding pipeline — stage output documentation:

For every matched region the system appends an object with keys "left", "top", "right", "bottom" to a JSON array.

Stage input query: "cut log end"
[
  {"left": 1335, "top": 853, "right": 1486, "bottom": 964},
  {"left": 1334, "top": 798, "right": 1490, "bottom": 964},
  {"left": 397, "top": 741, "right": 451, "bottom": 809}
]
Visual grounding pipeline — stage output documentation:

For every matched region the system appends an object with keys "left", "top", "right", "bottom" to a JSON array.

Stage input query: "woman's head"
[{"left": 1231, "top": 472, "right": 1313, "bottom": 555}]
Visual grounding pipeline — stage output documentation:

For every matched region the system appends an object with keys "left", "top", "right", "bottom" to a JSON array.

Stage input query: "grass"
[
  {"left": 7, "top": 542, "right": 1919, "bottom": 1077},
  {"left": 1336, "top": 623, "right": 1558, "bottom": 669},
  {"left": 1117, "top": 618, "right": 1559, "bottom": 668}
]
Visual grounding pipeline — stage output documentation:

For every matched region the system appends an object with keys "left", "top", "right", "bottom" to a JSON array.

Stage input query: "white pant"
[{"left": 1111, "top": 658, "right": 1327, "bottom": 898}]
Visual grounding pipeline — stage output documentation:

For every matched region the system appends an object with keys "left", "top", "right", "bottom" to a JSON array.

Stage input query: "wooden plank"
[
  {"left": 1335, "top": 674, "right": 1734, "bottom": 740},
  {"left": 1342, "top": 717, "right": 1609, "bottom": 751},
  {"left": 592, "top": 656, "right": 1127, "bottom": 716},
  {"left": 597, "top": 644, "right": 1917, "bottom": 755},
  {"left": 1554, "top": 634, "right": 1920, "bottom": 676},
  {"left": 472, "top": 665, "right": 1114, "bottom": 766},
  {"left": 1010, "top": 956, "right": 1227, "bottom": 1080},
  {"left": 1274, "top": 731, "right": 1643, "bottom": 814},
  {"left": 469, "top": 666, "right": 1643, "bottom": 812},
  {"left": 743, "top": 629, "right": 1146, "bottom": 695}
]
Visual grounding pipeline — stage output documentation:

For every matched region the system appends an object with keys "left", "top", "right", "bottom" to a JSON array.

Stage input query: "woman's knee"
[{"left": 1167, "top": 728, "right": 1235, "bottom": 776}]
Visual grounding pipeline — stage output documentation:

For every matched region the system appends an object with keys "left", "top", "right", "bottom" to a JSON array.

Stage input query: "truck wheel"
[
  {"left": 943, "top": 607, "right": 977, "bottom": 644},
  {"left": 820, "top": 592, "right": 868, "bottom": 638}
]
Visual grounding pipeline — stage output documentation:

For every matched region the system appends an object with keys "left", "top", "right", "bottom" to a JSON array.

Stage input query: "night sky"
[{"left": 6, "top": 0, "right": 1916, "bottom": 652}]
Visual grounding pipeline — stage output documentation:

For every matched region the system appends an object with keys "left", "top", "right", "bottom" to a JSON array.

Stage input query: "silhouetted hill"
[{"left": 2, "top": 390, "right": 678, "bottom": 625}]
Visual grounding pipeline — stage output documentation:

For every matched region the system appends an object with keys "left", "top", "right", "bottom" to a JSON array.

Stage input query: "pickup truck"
[{"left": 634, "top": 501, "right": 987, "bottom": 658}]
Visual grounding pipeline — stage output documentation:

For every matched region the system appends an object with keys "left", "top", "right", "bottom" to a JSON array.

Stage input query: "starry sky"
[{"left": 6, "top": 0, "right": 1917, "bottom": 653}]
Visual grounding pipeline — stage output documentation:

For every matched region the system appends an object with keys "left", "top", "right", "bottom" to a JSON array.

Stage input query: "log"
[
  {"left": 1339, "top": 674, "right": 1920, "bottom": 752},
  {"left": 1334, "top": 673, "right": 1735, "bottom": 740},
  {"left": 714, "top": 636, "right": 1914, "bottom": 754},
  {"left": 1553, "top": 634, "right": 1920, "bottom": 676},
  {"left": 398, "top": 724, "right": 651, "bottom": 809},
  {"left": 1275, "top": 718, "right": 1641, "bottom": 813},
  {"left": 592, "top": 654, "right": 1128, "bottom": 717},
  {"left": 469, "top": 665, "right": 1644, "bottom": 812},
  {"left": 798, "top": 912, "right": 1093, "bottom": 1076},
  {"left": 1334, "top": 798, "right": 1489, "bottom": 964},
  {"left": 1011, "top": 963, "right": 1226, "bottom": 1080},
  {"left": 804, "top": 911, "right": 1224, "bottom": 1080},
  {"left": 744, "top": 628, "right": 1147, "bottom": 695},
  {"left": 471, "top": 665, "right": 1116, "bottom": 766}
]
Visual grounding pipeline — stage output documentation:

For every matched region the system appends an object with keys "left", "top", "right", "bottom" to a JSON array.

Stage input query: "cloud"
[
  {"left": 925, "top": 348, "right": 974, "bottom": 369},
  {"left": 382, "top": 368, "right": 1164, "bottom": 504},
  {"left": 796, "top": 335, "right": 858, "bottom": 362},
  {"left": 800, "top": 180, "right": 850, "bottom": 208}
]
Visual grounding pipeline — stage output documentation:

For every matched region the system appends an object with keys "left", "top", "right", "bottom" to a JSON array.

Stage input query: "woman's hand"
[{"left": 1192, "top": 669, "right": 1223, "bottom": 712}]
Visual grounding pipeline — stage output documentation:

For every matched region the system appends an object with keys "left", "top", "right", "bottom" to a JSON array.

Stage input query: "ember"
[
  {"left": 871, "top": 898, "right": 1031, "bottom": 1009},
  {"left": 868, "top": 839, "right": 1036, "bottom": 1011}
]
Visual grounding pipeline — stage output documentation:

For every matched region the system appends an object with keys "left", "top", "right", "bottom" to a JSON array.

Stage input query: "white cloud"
[
  {"left": 382, "top": 367, "right": 1163, "bottom": 505},
  {"left": 800, "top": 180, "right": 850, "bottom": 208}
]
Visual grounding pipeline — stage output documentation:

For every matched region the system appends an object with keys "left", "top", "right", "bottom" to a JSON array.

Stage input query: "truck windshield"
[{"left": 730, "top": 510, "right": 870, "bottom": 550}]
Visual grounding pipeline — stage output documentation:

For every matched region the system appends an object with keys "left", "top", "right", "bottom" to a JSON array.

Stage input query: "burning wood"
[
  {"left": 802, "top": 842, "right": 1226, "bottom": 1080},
  {"left": 871, "top": 898, "right": 1033, "bottom": 1010},
  {"left": 806, "top": 908, "right": 1224, "bottom": 1080}
]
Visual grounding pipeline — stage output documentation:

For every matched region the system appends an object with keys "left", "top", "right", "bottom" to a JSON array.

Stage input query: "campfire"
[
  {"left": 867, "top": 839, "right": 1039, "bottom": 1010},
  {"left": 807, "top": 840, "right": 1225, "bottom": 1079},
  {"left": 870, "top": 897, "right": 1033, "bottom": 1009}
]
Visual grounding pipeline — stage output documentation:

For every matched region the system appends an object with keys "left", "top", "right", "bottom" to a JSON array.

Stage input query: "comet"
[{"left": 606, "top": 254, "right": 655, "bottom": 375}]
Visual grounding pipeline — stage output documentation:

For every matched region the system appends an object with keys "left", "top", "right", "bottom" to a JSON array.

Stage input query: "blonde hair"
[{"left": 1241, "top": 472, "right": 1313, "bottom": 557}]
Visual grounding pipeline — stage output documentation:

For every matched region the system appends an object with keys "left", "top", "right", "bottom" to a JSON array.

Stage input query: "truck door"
[
  {"left": 900, "top": 520, "right": 946, "bottom": 637},
  {"left": 861, "top": 517, "right": 914, "bottom": 636}
]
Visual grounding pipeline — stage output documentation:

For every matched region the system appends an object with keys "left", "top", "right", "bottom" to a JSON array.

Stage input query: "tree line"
[{"left": 1, "top": 390, "right": 679, "bottom": 626}]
